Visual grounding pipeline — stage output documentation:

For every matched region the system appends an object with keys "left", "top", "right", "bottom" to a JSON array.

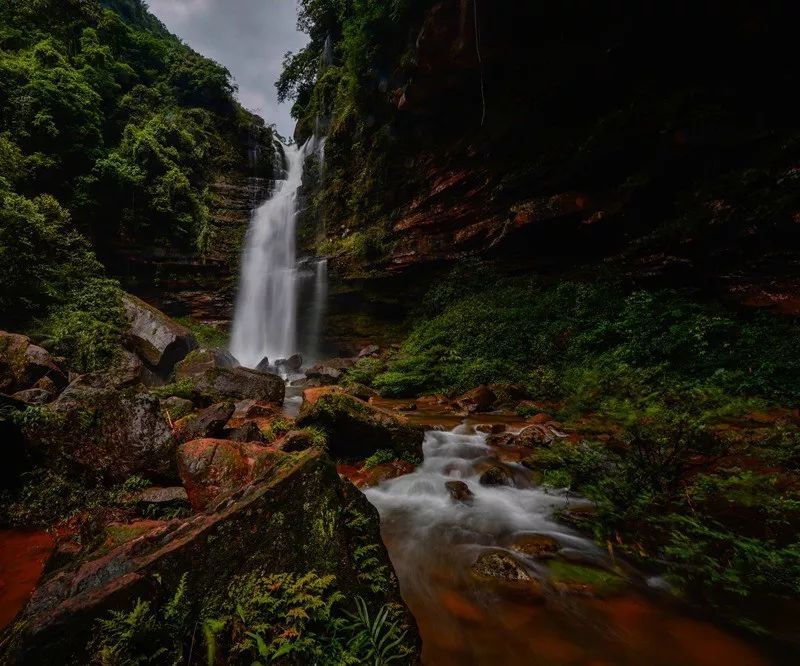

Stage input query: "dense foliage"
[
  {"left": 279, "top": 0, "right": 425, "bottom": 255},
  {"left": 90, "top": 571, "right": 413, "bottom": 665},
  {"left": 370, "top": 263, "right": 800, "bottom": 411},
  {"left": 0, "top": 0, "right": 271, "bottom": 367}
]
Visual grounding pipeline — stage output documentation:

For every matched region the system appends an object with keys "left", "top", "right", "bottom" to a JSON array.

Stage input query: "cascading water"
[
  {"left": 230, "top": 137, "right": 322, "bottom": 368},
  {"left": 364, "top": 422, "right": 769, "bottom": 666}
]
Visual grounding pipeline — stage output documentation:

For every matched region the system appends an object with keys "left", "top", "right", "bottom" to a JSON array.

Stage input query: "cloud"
[{"left": 146, "top": 0, "right": 307, "bottom": 137}]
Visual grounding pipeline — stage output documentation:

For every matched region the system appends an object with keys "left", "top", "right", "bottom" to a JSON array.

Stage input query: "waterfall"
[
  {"left": 304, "top": 258, "right": 328, "bottom": 362},
  {"left": 230, "top": 137, "right": 322, "bottom": 368}
]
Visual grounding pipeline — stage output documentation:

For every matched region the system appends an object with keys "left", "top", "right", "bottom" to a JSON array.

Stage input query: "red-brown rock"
[{"left": 178, "top": 438, "right": 281, "bottom": 510}]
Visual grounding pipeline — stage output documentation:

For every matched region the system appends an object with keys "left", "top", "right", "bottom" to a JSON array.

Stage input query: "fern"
[{"left": 343, "top": 597, "right": 411, "bottom": 666}]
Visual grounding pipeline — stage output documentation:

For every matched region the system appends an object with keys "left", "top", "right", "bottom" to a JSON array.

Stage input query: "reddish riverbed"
[{"left": 0, "top": 530, "right": 54, "bottom": 629}]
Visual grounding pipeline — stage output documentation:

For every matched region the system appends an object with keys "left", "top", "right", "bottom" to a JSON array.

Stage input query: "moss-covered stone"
[
  {"left": 546, "top": 560, "right": 628, "bottom": 597},
  {"left": 2, "top": 448, "right": 418, "bottom": 664},
  {"left": 297, "top": 392, "right": 423, "bottom": 461}
]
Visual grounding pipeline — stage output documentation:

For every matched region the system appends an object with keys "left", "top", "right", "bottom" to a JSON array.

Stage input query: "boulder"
[
  {"left": 445, "top": 480, "right": 474, "bottom": 503},
  {"left": 255, "top": 356, "right": 272, "bottom": 373},
  {"left": 345, "top": 383, "right": 379, "bottom": 401},
  {"left": 174, "top": 402, "right": 235, "bottom": 443},
  {"left": 275, "top": 354, "right": 303, "bottom": 371},
  {"left": 0, "top": 331, "right": 67, "bottom": 393},
  {"left": 3, "top": 448, "right": 418, "bottom": 664},
  {"left": 455, "top": 385, "right": 497, "bottom": 413},
  {"left": 306, "top": 358, "right": 356, "bottom": 385},
  {"left": 510, "top": 534, "right": 561, "bottom": 558},
  {"left": 479, "top": 464, "right": 511, "bottom": 487},
  {"left": 297, "top": 392, "right": 424, "bottom": 461},
  {"left": 516, "top": 423, "right": 567, "bottom": 447},
  {"left": 36, "top": 381, "right": 177, "bottom": 482},
  {"left": 471, "top": 551, "right": 531, "bottom": 582},
  {"left": 475, "top": 423, "right": 506, "bottom": 434},
  {"left": 358, "top": 345, "right": 380, "bottom": 358},
  {"left": 178, "top": 438, "right": 282, "bottom": 510},
  {"left": 176, "top": 356, "right": 285, "bottom": 404},
  {"left": 160, "top": 396, "right": 194, "bottom": 421},
  {"left": 119, "top": 487, "right": 190, "bottom": 512},
  {"left": 174, "top": 348, "right": 239, "bottom": 381},
  {"left": 122, "top": 294, "right": 197, "bottom": 375},
  {"left": 276, "top": 429, "right": 318, "bottom": 453},
  {"left": 11, "top": 388, "right": 53, "bottom": 405},
  {"left": 225, "top": 421, "right": 264, "bottom": 443}
]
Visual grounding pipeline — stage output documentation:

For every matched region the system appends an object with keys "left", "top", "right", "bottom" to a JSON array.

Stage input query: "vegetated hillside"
[
  {"left": 284, "top": 0, "right": 800, "bottom": 645},
  {"left": 0, "top": 0, "right": 274, "bottom": 369}
]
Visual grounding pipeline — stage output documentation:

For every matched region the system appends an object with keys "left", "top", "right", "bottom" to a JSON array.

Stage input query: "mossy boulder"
[
  {"left": 174, "top": 347, "right": 239, "bottom": 380},
  {"left": 27, "top": 380, "right": 178, "bottom": 482},
  {"left": 122, "top": 294, "right": 197, "bottom": 376},
  {"left": 297, "top": 392, "right": 423, "bottom": 460},
  {"left": 2, "top": 448, "right": 418, "bottom": 664},
  {"left": 173, "top": 401, "right": 235, "bottom": 443},
  {"left": 0, "top": 331, "right": 67, "bottom": 393},
  {"left": 181, "top": 365, "right": 285, "bottom": 404}
]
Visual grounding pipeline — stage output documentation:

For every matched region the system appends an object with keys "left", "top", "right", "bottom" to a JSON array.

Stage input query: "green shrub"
[{"left": 362, "top": 449, "right": 395, "bottom": 469}]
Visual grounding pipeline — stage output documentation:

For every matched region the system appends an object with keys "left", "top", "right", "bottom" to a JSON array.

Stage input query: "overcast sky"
[{"left": 147, "top": 0, "right": 307, "bottom": 137}]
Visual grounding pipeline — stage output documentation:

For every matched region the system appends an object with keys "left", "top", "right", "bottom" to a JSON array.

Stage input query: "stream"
[{"left": 364, "top": 417, "right": 772, "bottom": 665}]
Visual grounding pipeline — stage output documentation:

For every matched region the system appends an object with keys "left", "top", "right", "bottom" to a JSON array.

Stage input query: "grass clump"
[
  {"left": 174, "top": 316, "right": 227, "bottom": 348},
  {"left": 362, "top": 449, "right": 395, "bottom": 469}
]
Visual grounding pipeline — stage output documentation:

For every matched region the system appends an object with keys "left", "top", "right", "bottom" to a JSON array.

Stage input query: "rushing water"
[
  {"left": 365, "top": 424, "right": 771, "bottom": 665},
  {"left": 230, "top": 137, "right": 323, "bottom": 368}
]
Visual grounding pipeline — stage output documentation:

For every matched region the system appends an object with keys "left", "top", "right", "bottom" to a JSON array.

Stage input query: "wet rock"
[
  {"left": 225, "top": 420, "right": 264, "bottom": 443},
  {"left": 4, "top": 449, "right": 416, "bottom": 664},
  {"left": 297, "top": 392, "right": 423, "bottom": 460},
  {"left": 11, "top": 388, "right": 53, "bottom": 405},
  {"left": 445, "top": 480, "right": 474, "bottom": 503},
  {"left": 36, "top": 384, "right": 177, "bottom": 482},
  {"left": 455, "top": 385, "right": 496, "bottom": 413},
  {"left": 178, "top": 438, "right": 282, "bottom": 510},
  {"left": 276, "top": 354, "right": 303, "bottom": 371},
  {"left": 122, "top": 294, "right": 197, "bottom": 375},
  {"left": 356, "top": 461, "right": 416, "bottom": 489},
  {"left": 471, "top": 551, "right": 530, "bottom": 582},
  {"left": 510, "top": 534, "right": 561, "bottom": 558},
  {"left": 358, "top": 345, "right": 380, "bottom": 358},
  {"left": 174, "top": 402, "right": 235, "bottom": 443},
  {"left": 479, "top": 464, "right": 511, "bottom": 487},
  {"left": 160, "top": 396, "right": 193, "bottom": 420},
  {"left": 475, "top": 423, "right": 506, "bottom": 434},
  {"left": 486, "top": 432, "right": 517, "bottom": 448},
  {"left": 394, "top": 402, "right": 417, "bottom": 411},
  {"left": 255, "top": 356, "right": 273, "bottom": 373}
]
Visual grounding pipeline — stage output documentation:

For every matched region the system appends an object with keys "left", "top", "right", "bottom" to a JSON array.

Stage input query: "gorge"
[{"left": 1, "top": 0, "right": 799, "bottom": 664}]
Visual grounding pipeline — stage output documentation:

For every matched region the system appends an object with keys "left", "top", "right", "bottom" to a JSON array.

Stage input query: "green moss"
[
  {"left": 546, "top": 561, "right": 627, "bottom": 595},
  {"left": 174, "top": 316, "right": 227, "bottom": 348}
]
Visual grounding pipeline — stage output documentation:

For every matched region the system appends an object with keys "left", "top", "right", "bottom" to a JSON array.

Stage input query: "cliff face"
[
  {"left": 117, "top": 136, "right": 281, "bottom": 327},
  {"left": 304, "top": 0, "right": 800, "bottom": 312}
]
